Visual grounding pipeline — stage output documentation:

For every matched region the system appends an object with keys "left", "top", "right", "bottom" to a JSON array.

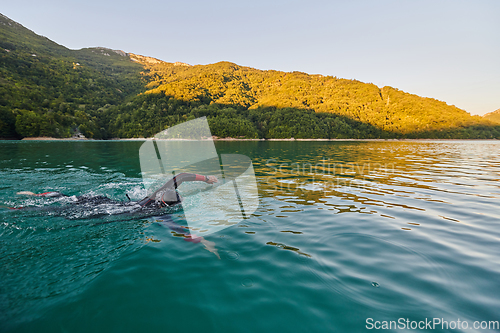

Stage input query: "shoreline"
[
  {"left": 13, "top": 136, "right": 500, "bottom": 142},
  {"left": 21, "top": 137, "right": 91, "bottom": 141}
]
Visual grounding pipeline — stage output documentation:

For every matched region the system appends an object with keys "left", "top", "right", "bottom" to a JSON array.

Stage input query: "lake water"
[{"left": 1, "top": 140, "right": 499, "bottom": 332}]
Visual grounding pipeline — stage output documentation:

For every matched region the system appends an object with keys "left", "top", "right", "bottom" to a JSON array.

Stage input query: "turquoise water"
[{"left": 1, "top": 140, "right": 499, "bottom": 332}]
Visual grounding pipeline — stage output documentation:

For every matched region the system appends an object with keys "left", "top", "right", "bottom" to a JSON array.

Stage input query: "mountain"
[
  {"left": 0, "top": 13, "right": 144, "bottom": 138},
  {"left": 484, "top": 109, "right": 500, "bottom": 124},
  {"left": 1, "top": 13, "right": 499, "bottom": 139}
]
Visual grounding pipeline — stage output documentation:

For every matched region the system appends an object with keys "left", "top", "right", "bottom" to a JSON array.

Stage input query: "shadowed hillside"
[{"left": 0, "top": 13, "right": 144, "bottom": 138}]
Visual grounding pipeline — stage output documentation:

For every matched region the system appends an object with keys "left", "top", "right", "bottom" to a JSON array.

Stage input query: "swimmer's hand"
[
  {"left": 17, "top": 191, "right": 36, "bottom": 196},
  {"left": 206, "top": 176, "right": 218, "bottom": 184}
]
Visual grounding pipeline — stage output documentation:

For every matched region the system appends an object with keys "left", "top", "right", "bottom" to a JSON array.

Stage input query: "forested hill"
[
  {"left": 0, "top": 13, "right": 144, "bottom": 139},
  {"left": 484, "top": 109, "right": 500, "bottom": 124},
  {"left": 1, "top": 13, "right": 499, "bottom": 139}
]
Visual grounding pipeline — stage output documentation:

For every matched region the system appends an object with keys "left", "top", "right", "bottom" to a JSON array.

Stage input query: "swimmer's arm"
[
  {"left": 164, "top": 173, "right": 218, "bottom": 189},
  {"left": 173, "top": 173, "right": 218, "bottom": 185},
  {"left": 137, "top": 173, "right": 218, "bottom": 207}
]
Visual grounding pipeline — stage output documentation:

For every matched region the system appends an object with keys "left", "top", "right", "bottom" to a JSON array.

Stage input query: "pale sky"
[{"left": 3, "top": 0, "right": 499, "bottom": 115}]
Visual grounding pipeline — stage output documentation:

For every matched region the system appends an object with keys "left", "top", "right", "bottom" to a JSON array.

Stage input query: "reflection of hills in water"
[{"left": 252, "top": 141, "right": 500, "bottom": 231}]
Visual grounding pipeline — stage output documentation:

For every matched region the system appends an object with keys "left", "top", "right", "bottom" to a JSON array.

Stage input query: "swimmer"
[
  {"left": 14, "top": 173, "right": 221, "bottom": 258},
  {"left": 16, "top": 173, "right": 218, "bottom": 208}
]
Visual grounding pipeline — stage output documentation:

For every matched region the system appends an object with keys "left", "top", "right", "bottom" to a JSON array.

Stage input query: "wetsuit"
[
  {"left": 24, "top": 173, "right": 212, "bottom": 209},
  {"left": 137, "top": 173, "right": 210, "bottom": 207}
]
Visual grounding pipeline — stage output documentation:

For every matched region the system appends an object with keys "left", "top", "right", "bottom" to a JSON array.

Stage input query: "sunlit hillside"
[{"left": 484, "top": 109, "right": 500, "bottom": 124}]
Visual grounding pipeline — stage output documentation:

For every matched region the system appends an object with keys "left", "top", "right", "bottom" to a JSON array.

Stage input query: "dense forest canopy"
[
  {"left": 0, "top": 14, "right": 144, "bottom": 139},
  {"left": 1, "top": 13, "right": 499, "bottom": 139}
]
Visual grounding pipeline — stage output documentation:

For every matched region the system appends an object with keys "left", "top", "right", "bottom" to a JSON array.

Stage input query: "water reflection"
[
  {"left": 266, "top": 241, "right": 311, "bottom": 257},
  {"left": 247, "top": 141, "right": 500, "bottom": 231},
  {"left": 241, "top": 141, "right": 500, "bottom": 324}
]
